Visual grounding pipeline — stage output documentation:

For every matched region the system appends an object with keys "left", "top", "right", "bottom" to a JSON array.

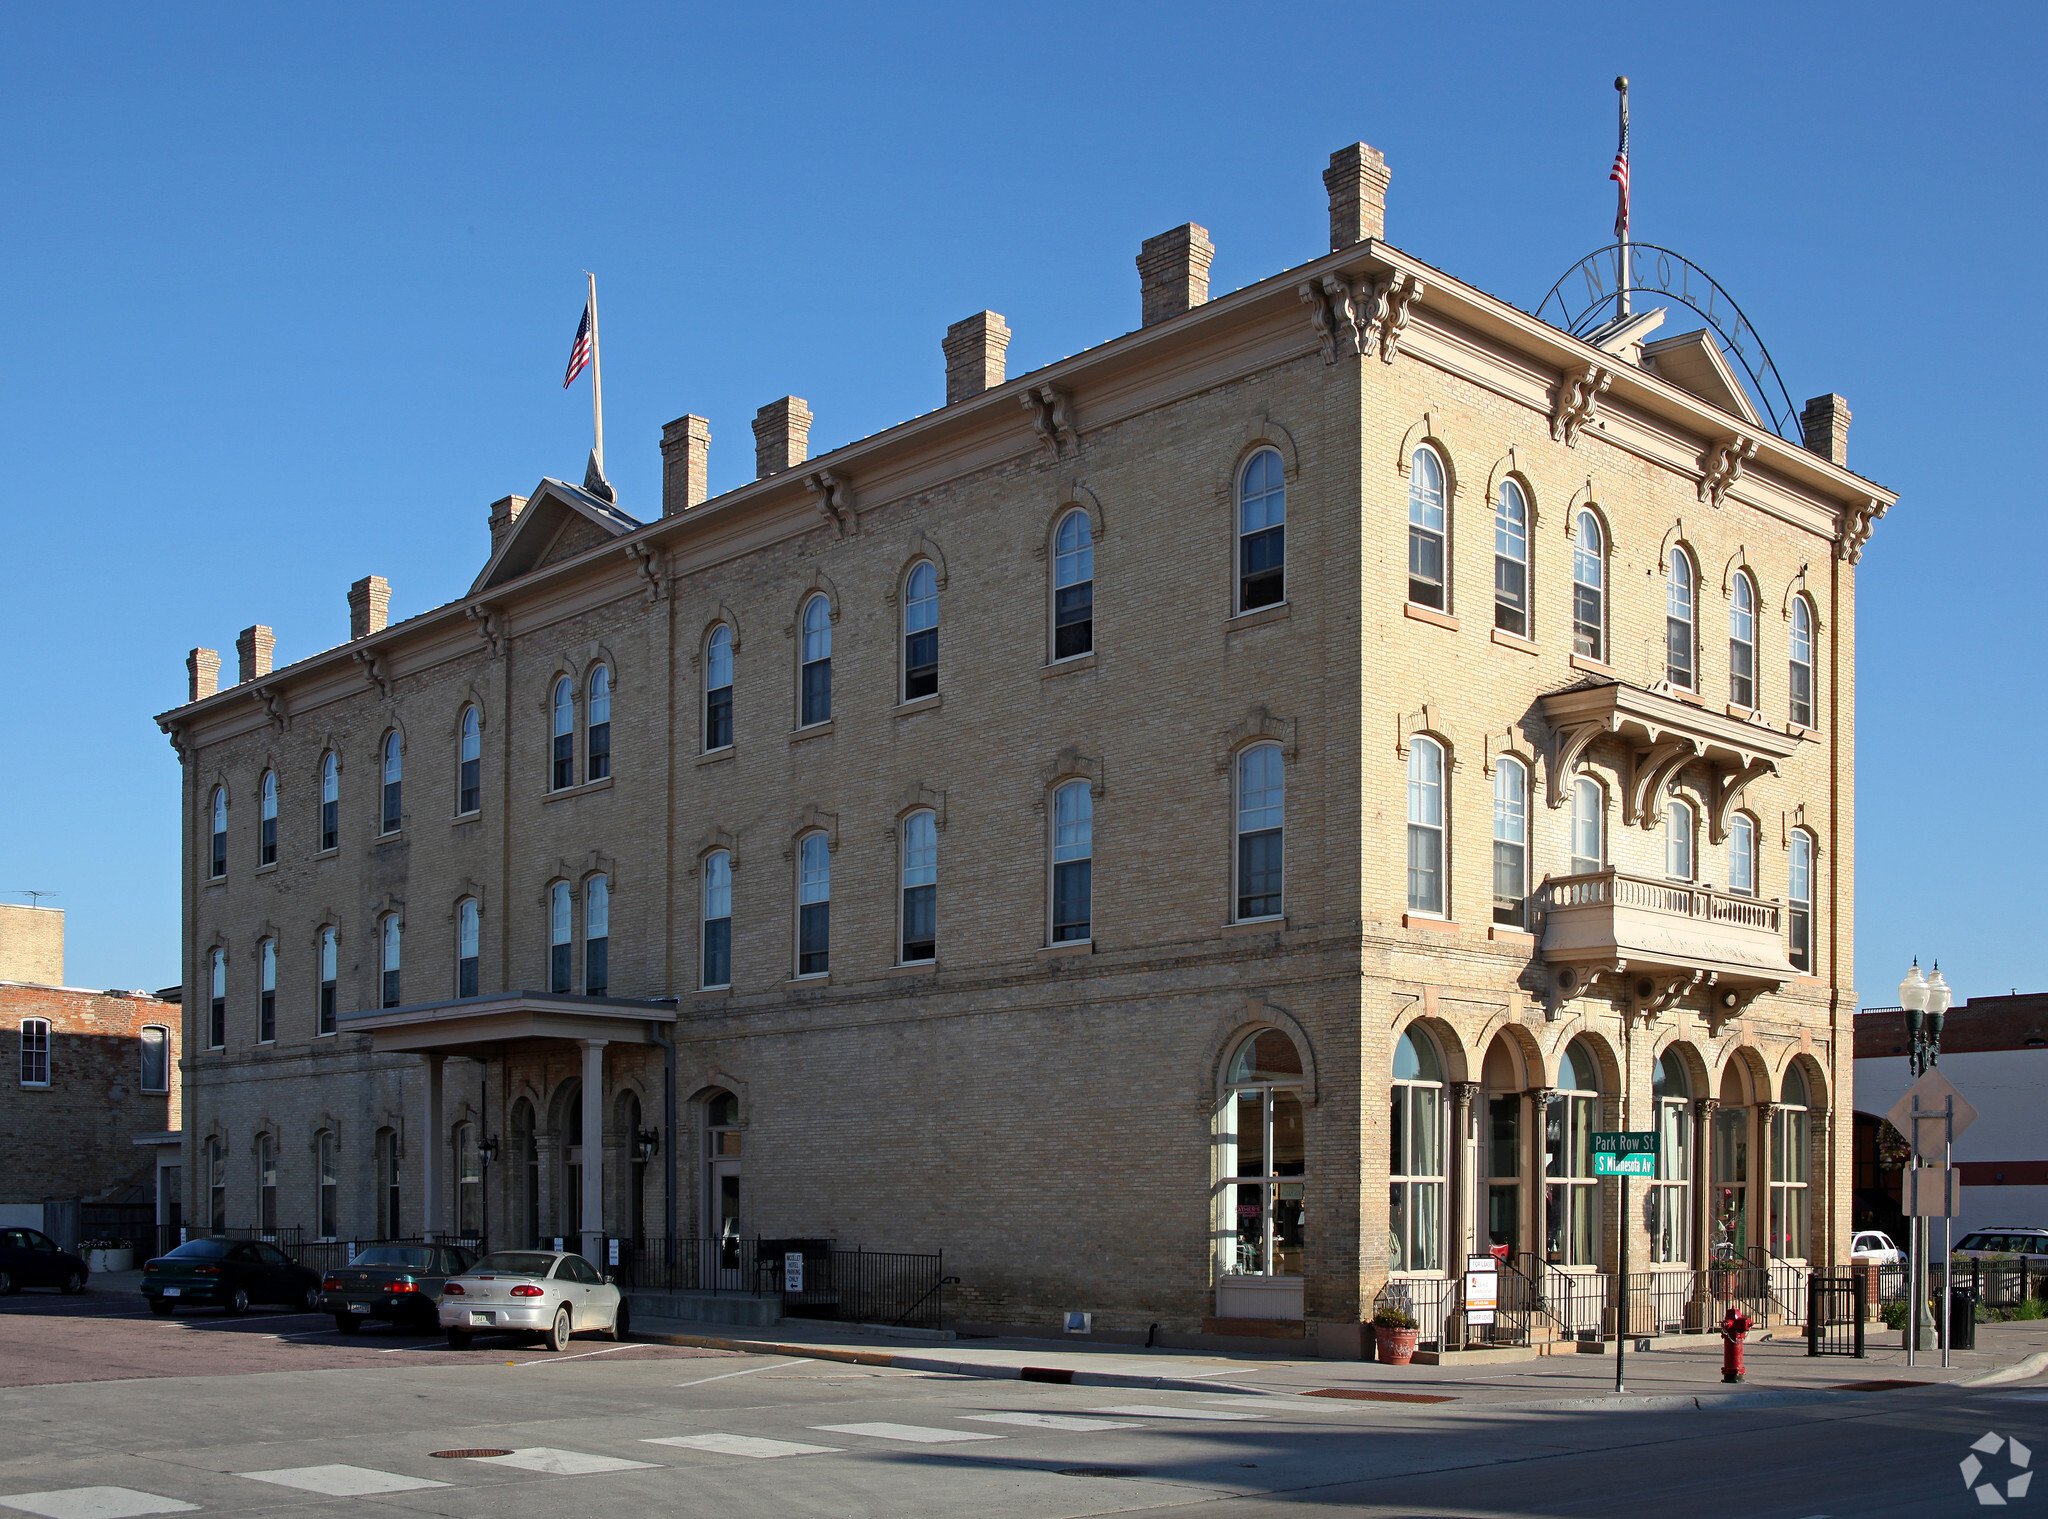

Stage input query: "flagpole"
[
  {"left": 1615, "top": 76, "right": 1631, "bottom": 319},
  {"left": 586, "top": 271, "right": 605, "bottom": 479}
]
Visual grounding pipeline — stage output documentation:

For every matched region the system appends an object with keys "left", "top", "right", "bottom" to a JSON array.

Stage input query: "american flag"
[
  {"left": 563, "top": 297, "right": 593, "bottom": 389},
  {"left": 1610, "top": 108, "right": 1630, "bottom": 239}
]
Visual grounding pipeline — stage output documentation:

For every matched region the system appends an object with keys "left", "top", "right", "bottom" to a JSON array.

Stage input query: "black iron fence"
[
  {"left": 617, "top": 1238, "right": 951, "bottom": 1330},
  {"left": 1806, "top": 1273, "right": 1868, "bottom": 1357}
]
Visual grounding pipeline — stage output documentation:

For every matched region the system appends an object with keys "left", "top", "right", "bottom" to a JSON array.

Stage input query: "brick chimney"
[
  {"left": 1324, "top": 142, "right": 1391, "bottom": 249},
  {"left": 943, "top": 312, "right": 1011, "bottom": 404},
  {"left": 1801, "top": 394, "right": 1851, "bottom": 467},
  {"left": 187, "top": 647, "right": 220, "bottom": 702},
  {"left": 1137, "top": 224, "right": 1214, "bottom": 328},
  {"left": 661, "top": 414, "right": 712, "bottom": 515},
  {"left": 752, "top": 397, "right": 812, "bottom": 478},
  {"left": 235, "top": 625, "right": 275, "bottom": 685},
  {"left": 348, "top": 575, "right": 390, "bottom": 640},
  {"left": 487, "top": 494, "right": 528, "bottom": 555}
]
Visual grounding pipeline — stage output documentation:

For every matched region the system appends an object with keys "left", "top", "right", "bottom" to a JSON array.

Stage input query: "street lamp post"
[{"left": 1898, "top": 960, "right": 1952, "bottom": 1357}]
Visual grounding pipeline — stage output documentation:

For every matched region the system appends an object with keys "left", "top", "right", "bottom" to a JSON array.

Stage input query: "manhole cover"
[
  {"left": 1058, "top": 1468, "right": 1143, "bottom": 1479},
  {"left": 429, "top": 1449, "right": 512, "bottom": 1459}
]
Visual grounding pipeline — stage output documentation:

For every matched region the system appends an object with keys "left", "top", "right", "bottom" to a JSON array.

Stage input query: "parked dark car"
[
  {"left": 0, "top": 1228, "right": 88, "bottom": 1295},
  {"left": 139, "top": 1238, "right": 322, "bottom": 1315},
  {"left": 318, "top": 1244, "right": 476, "bottom": 1333}
]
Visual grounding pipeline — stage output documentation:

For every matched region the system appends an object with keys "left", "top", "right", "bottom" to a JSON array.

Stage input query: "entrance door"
[
  {"left": 710, "top": 1159, "right": 742, "bottom": 1286},
  {"left": 564, "top": 1145, "right": 583, "bottom": 1251}
]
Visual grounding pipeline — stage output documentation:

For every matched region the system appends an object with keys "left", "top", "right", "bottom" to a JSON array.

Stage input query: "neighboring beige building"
[{"left": 155, "top": 142, "right": 1890, "bottom": 1355}]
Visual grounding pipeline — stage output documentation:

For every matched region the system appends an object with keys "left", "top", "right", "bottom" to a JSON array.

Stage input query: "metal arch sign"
[{"left": 1533, "top": 243, "right": 1802, "bottom": 442}]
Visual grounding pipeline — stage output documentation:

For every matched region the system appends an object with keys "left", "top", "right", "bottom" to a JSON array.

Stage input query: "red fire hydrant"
[{"left": 1720, "top": 1307, "right": 1754, "bottom": 1383}]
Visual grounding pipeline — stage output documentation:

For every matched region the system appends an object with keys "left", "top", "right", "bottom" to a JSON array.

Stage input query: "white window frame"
[
  {"left": 18, "top": 1018, "right": 50, "bottom": 1087},
  {"left": 1649, "top": 1053, "right": 1692, "bottom": 1266},
  {"left": 796, "top": 831, "right": 830, "bottom": 977},
  {"left": 586, "top": 665, "right": 612, "bottom": 783},
  {"left": 1789, "top": 596, "right": 1816, "bottom": 729},
  {"left": 1544, "top": 1041, "right": 1602, "bottom": 1269},
  {"left": 209, "top": 786, "right": 227, "bottom": 880},
  {"left": 704, "top": 624, "right": 734, "bottom": 752},
  {"left": 1494, "top": 478, "right": 1530, "bottom": 636},
  {"left": 1729, "top": 812, "right": 1758, "bottom": 897},
  {"left": 258, "top": 770, "right": 277, "bottom": 867},
  {"left": 457, "top": 898, "right": 480, "bottom": 998},
  {"left": 1050, "top": 780, "right": 1093, "bottom": 945},
  {"left": 902, "top": 561, "right": 939, "bottom": 702},
  {"left": 1406, "top": 736, "right": 1447, "bottom": 917},
  {"left": 584, "top": 874, "right": 609, "bottom": 996},
  {"left": 380, "top": 913, "right": 402, "bottom": 1009},
  {"left": 1569, "top": 776, "right": 1606, "bottom": 876},
  {"left": 899, "top": 810, "right": 938, "bottom": 964},
  {"left": 1407, "top": 446, "right": 1448, "bottom": 612},
  {"left": 316, "top": 1129, "right": 338, "bottom": 1239},
  {"left": 1770, "top": 1073, "right": 1812, "bottom": 1262},
  {"left": 1788, "top": 829, "right": 1815, "bottom": 974},
  {"left": 380, "top": 729, "right": 403, "bottom": 836},
  {"left": 1215, "top": 1030, "right": 1306, "bottom": 1280},
  {"left": 458, "top": 706, "right": 482, "bottom": 816},
  {"left": 1729, "top": 571, "right": 1758, "bottom": 710},
  {"left": 140, "top": 1023, "right": 170, "bottom": 1093},
  {"left": 1665, "top": 797, "right": 1696, "bottom": 882},
  {"left": 1389, "top": 1028, "right": 1447, "bottom": 1275},
  {"left": 1236, "top": 448, "right": 1286, "bottom": 613},
  {"left": 548, "top": 881, "right": 573, "bottom": 994},
  {"left": 319, "top": 750, "right": 339, "bottom": 852},
  {"left": 799, "top": 594, "right": 832, "bottom": 727},
  {"left": 1051, "top": 509, "right": 1094, "bottom": 661},
  {"left": 1665, "top": 548, "right": 1697, "bottom": 690},
  {"left": 1492, "top": 756, "right": 1529, "bottom": 928},
  {"left": 1233, "top": 743, "right": 1285, "bottom": 923},
  {"left": 317, "top": 927, "right": 338, "bottom": 1036},
  {"left": 208, "top": 948, "right": 227, "bottom": 1050},
  {"left": 1572, "top": 511, "right": 1606, "bottom": 662},
  {"left": 258, "top": 938, "right": 277, "bottom": 1044},
  {"left": 701, "top": 850, "right": 733, "bottom": 990}
]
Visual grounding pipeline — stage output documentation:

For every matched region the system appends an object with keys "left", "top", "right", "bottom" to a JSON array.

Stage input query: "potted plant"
[
  {"left": 1372, "top": 1306, "right": 1419, "bottom": 1365},
  {"left": 81, "top": 1238, "right": 133, "bottom": 1273}
]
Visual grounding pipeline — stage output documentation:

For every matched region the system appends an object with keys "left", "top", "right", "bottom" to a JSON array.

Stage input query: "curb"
[{"left": 1961, "top": 1351, "right": 2048, "bottom": 1388}]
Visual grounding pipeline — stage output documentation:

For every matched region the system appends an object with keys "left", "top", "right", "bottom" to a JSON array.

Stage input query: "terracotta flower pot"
[{"left": 1374, "top": 1325, "right": 1419, "bottom": 1365}]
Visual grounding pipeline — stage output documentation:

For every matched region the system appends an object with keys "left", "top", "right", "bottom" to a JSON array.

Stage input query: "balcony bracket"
[
  {"left": 1709, "top": 757, "right": 1776, "bottom": 844},
  {"left": 1630, "top": 968, "right": 1705, "bottom": 1022},
  {"left": 1626, "top": 737, "right": 1698, "bottom": 827},
  {"left": 1547, "top": 716, "right": 1620, "bottom": 809},
  {"left": 1703, "top": 978, "right": 1767, "bottom": 1036}
]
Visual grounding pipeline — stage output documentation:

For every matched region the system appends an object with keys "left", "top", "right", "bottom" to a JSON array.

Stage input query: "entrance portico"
[{"left": 341, "top": 993, "right": 676, "bottom": 1262}]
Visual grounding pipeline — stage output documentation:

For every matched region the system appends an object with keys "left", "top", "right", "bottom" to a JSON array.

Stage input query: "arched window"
[
  {"left": 800, "top": 594, "right": 833, "bottom": 726},
  {"left": 256, "top": 1132, "right": 277, "bottom": 1237},
  {"left": 1391, "top": 1027, "right": 1446, "bottom": 1273},
  {"left": 1492, "top": 756, "right": 1529, "bottom": 928},
  {"left": 1664, "top": 549, "right": 1695, "bottom": 688},
  {"left": 1788, "top": 830, "right": 1815, "bottom": 973},
  {"left": 1729, "top": 813, "right": 1758, "bottom": 897},
  {"left": 1494, "top": 479, "right": 1529, "bottom": 636},
  {"left": 209, "top": 787, "right": 227, "bottom": 880},
  {"left": 1650, "top": 1052, "right": 1692, "bottom": 1265},
  {"left": 375, "top": 1127, "right": 401, "bottom": 1238},
  {"left": 1235, "top": 744, "right": 1284, "bottom": 921},
  {"left": 1406, "top": 737, "right": 1447, "bottom": 915},
  {"left": 258, "top": 938, "right": 276, "bottom": 1043},
  {"left": 1572, "top": 511, "right": 1605, "bottom": 662},
  {"left": 900, "top": 811, "right": 938, "bottom": 963},
  {"left": 208, "top": 948, "right": 226, "bottom": 1049},
  {"left": 585, "top": 875, "right": 609, "bottom": 997},
  {"left": 380, "top": 730, "right": 402, "bottom": 835},
  {"left": 319, "top": 751, "right": 339, "bottom": 852},
  {"left": 1237, "top": 448, "right": 1285, "bottom": 612},
  {"left": 1666, "top": 797, "right": 1695, "bottom": 881},
  {"left": 18, "top": 1017, "right": 50, "bottom": 1086},
  {"left": 139, "top": 1024, "right": 170, "bottom": 1093},
  {"left": 1729, "top": 572, "right": 1757, "bottom": 709},
  {"left": 1770, "top": 1065, "right": 1812, "bottom": 1260},
  {"left": 551, "top": 676, "right": 575, "bottom": 790},
  {"left": 380, "top": 914, "right": 402, "bottom": 1008},
  {"left": 207, "top": 1136, "right": 226, "bottom": 1233},
  {"left": 1789, "top": 596, "right": 1816, "bottom": 728},
  {"left": 457, "top": 898, "right": 480, "bottom": 998},
  {"left": 903, "top": 562, "right": 939, "bottom": 701},
  {"left": 1051, "top": 780, "right": 1093, "bottom": 944},
  {"left": 1569, "top": 777, "right": 1605, "bottom": 876},
  {"left": 705, "top": 626, "right": 734, "bottom": 751},
  {"left": 586, "top": 665, "right": 611, "bottom": 782},
  {"left": 548, "top": 882, "right": 573, "bottom": 995},
  {"left": 1407, "top": 447, "right": 1447, "bottom": 611},
  {"left": 797, "top": 833, "right": 830, "bottom": 976},
  {"left": 455, "top": 1122, "right": 482, "bottom": 1236},
  {"left": 701, "top": 852, "right": 732, "bottom": 989},
  {"left": 259, "top": 771, "right": 277, "bottom": 866},
  {"left": 1218, "top": 1029, "right": 1305, "bottom": 1278},
  {"left": 316, "top": 1130, "right": 338, "bottom": 1239},
  {"left": 317, "top": 927, "right": 337, "bottom": 1036},
  {"left": 1545, "top": 1039, "right": 1602, "bottom": 1267},
  {"left": 1052, "top": 510, "right": 1094, "bottom": 660},
  {"left": 458, "top": 706, "right": 481, "bottom": 815}
]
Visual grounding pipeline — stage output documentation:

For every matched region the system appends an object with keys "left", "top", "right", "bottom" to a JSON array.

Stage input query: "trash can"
[{"left": 1949, "top": 1287, "right": 1979, "bottom": 1351}]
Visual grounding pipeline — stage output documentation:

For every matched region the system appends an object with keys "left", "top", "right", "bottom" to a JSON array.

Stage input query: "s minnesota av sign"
[{"left": 1592, "top": 1131, "right": 1659, "bottom": 1178}]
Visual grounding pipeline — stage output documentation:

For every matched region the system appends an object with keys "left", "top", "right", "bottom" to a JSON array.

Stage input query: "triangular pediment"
[
  {"left": 1640, "top": 329, "right": 1761, "bottom": 426},
  {"left": 471, "top": 479, "right": 644, "bottom": 594}
]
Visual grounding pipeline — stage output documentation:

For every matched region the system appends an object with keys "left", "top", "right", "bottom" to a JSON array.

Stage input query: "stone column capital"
[
  {"left": 1694, "top": 1097, "right": 1721, "bottom": 1120},
  {"left": 1450, "top": 1081, "right": 1482, "bottom": 1109}
]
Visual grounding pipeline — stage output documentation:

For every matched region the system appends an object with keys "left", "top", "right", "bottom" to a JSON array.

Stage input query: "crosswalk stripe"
[
  {"left": 961, "top": 1413, "right": 1141, "bottom": 1431},
  {"left": 645, "top": 1434, "right": 841, "bottom": 1458},
  {"left": 0, "top": 1490, "right": 198, "bottom": 1519},
  {"left": 1087, "top": 1404, "right": 1267, "bottom": 1421},
  {"left": 812, "top": 1422, "right": 1004, "bottom": 1444},
  {"left": 237, "top": 1465, "right": 449, "bottom": 1496},
  {"left": 468, "top": 1448, "right": 660, "bottom": 1474}
]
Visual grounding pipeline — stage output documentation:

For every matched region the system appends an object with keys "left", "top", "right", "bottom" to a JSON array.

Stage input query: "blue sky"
[{"left": 3, "top": 2, "right": 2040, "bottom": 1005}]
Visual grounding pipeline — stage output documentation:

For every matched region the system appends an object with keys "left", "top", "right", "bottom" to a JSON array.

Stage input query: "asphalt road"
[{"left": 0, "top": 1286, "right": 2040, "bottom": 1516}]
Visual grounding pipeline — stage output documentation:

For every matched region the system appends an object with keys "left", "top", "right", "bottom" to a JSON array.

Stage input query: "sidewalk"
[{"left": 633, "top": 1313, "right": 2048, "bottom": 1411}]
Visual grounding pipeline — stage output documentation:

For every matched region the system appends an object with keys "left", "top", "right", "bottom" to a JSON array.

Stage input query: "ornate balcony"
[{"left": 1534, "top": 867, "right": 1795, "bottom": 1010}]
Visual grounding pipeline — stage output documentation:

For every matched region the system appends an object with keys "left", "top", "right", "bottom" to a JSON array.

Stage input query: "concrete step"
[{"left": 627, "top": 1290, "right": 781, "bottom": 1327}]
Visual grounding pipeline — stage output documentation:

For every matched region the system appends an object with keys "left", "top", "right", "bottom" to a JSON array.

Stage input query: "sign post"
[
  {"left": 1888, "top": 1071, "right": 1978, "bottom": 1368},
  {"left": 1593, "top": 1131, "right": 1660, "bottom": 1393}
]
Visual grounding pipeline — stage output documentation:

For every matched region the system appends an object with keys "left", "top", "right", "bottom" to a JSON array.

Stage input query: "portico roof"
[{"left": 339, "top": 991, "right": 677, "bottom": 1056}]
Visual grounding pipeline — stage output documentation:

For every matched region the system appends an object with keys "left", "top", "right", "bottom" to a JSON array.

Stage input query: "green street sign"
[{"left": 1592, "top": 1131, "right": 1659, "bottom": 1177}]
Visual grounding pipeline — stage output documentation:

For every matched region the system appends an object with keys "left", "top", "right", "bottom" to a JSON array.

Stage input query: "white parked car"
[
  {"left": 438, "top": 1250, "right": 630, "bottom": 1351},
  {"left": 1849, "top": 1230, "right": 1905, "bottom": 1266}
]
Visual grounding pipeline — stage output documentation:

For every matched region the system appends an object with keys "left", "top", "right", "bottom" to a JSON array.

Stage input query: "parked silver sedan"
[{"left": 437, "top": 1250, "right": 630, "bottom": 1351}]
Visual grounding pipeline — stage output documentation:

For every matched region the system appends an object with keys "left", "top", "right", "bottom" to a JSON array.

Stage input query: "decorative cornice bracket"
[
  {"left": 1699, "top": 435, "right": 1758, "bottom": 508},
  {"left": 1550, "top": 364, "right": 1612, "bottom": 447},
  {"left": 1836, "top": 497, "right": 1888, "bottom": 564},
  {"left": 804, "top": 470, "right": 857, "bottom": 538}
]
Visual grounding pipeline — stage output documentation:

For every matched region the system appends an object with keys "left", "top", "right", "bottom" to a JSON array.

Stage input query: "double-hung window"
[
  {"left": 1236, "top": 449, "right": 1285, "bottom": 611},
  {"left": 317, "top": 928, "right": 337, "bottom": 1035},
  {"left": 259, "top": 938, "right": 276, "bottom": 1042},
  {"left": 797, "top": 833, "right": 830, "bottom": 976},
  {"left": 549, "top": 882, "right": 573, "bottom": 994},
  {"left": 1406, "top": 737, "right": 1446, "bottom": 915},
  {"left": 903, "top": 563, "right": 938, "bottom": 700},
  {"left": 1666, "top": 550, "right": 1696, "bottom": 689},
  {"left": 1407, "top": 447, "right": 1447, "bottom": 611},
  {"left": 1051, "top": 780, "right": 1092, "bottom": 943},
  {"left": 1789, "top": 597, "right": 1816, "bottom": 728},
  {"left": 18, "top": 1019, "right": 50, "bottom": 1087},
  {"left": 380, "top": 731, "right": 402, "bottom": 834},
  {"left": 551, "top": 678, "right": 575, "bottom": 790},
  {"left": 705, "top": 626, "right": 734, "bottom": 751},
  {"left": 702, "top": 852, "right": 733, "bottom": 989},
  {"left": 458, "top": 706, "right": 481, "bottom": 815},
  {"left": 316, "top": 1131, "right": 338, "bottom": 1238},
  {"left": 1494, "top": 479, "right": 1529, "bottom": 635},
  {"left": 1235, "top": 745, "right": 1284, "bottom": 921},
  {"left": 1788, "top": 830, "right": 1815, "bottom": 973},
  {"left": 584, "top": 875, "right": 609, "bottom": 996},
  {"left": 257, "top": 1133, "right": 277, "bottom": 1236},
  {"left": 1665, "top": 798, "right": 1695, "bottom": 881},
  {"left": 586, "top": 666, "right": 611, "bottom": 781},
  {"left": 1729, "top": 813, "right": 1757, "bottom": 897},
  {"left": 208, "top": 949, "right": 226, "bottom": 1048},
  {"left": 209, "top": 788, "right": 227, "bottom": 880},
  {"left": 800, "top": 595, "right": 832, "bottom": 726},
  {"left": 380, "top": 914, "right": 402, "bottom": 1008},
  {"left": 1052, "top": 510, "right": 1094, "bottom": 659},
  {"left": 259, "top": 771, "right": 277, "bottom": 866},
  {"left": 1729, "top": 573, "right": 1757, "bottom": 709},
  {"left": 900, "top": 811, "right": 937, "bottom": 963},
  {"left": 1569, "top": 777, "right": 1605, "bottom": 875},
  {"left": 1492, "top": 757, "right": 1528, "bottom": 927},
  {"left": 1572, "top": 512, "right": 1605, "bottom": 661},
  {"left": 140, "top": 1025, "right": 170, "bottom": 1093},
  {"left": 457, "top": 898, "right": 480, "bottom": 998},
  {"left": 320, "top": 752, "right": 339, "bottom": 851}
]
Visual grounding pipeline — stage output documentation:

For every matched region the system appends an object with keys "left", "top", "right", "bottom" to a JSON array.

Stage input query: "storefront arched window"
[
  {"left": 1545, "top": 1039, "right": 1601, "bottom": 1267},
  {"left": 1712, "top": 1065, "right": 1751, "bottom": 1259},
  {"left": 1771, "top": 1065, "right": 1812, "bottom": 1260},
  {"left": 1650, "top": 1053, "right": 1692, "bottom": 1265},
  {"left": 1390, "top": 1028, "right": 1446, "bottom": 1273},
  {"left": 1217, "top": 1030, "right": 1305, "bottom": 1279}
]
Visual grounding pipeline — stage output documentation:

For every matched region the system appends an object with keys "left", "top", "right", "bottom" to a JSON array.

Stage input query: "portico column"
[
  {"left": 422, "top": 1053, "right": 445, "bottom": 1240},
  {"left": 1754, "top": 1101, "right": 1776, "bottom": 1259},
  {"left": 1692, "top": 1097, "right": 1720, "bottom": 1269},
  {"left": 579, "top": 1039, "right": 607, "bottom": 1263},
  {"left": 1810, "top": 1108, "right": 1832, "bottom": 1267},
  {"left": 1449, "top": 1082, "right": 1480, "bottom": 1274},
  {"left": 1525, "top": 1088, "right": 1554, "bottom": 1267}
]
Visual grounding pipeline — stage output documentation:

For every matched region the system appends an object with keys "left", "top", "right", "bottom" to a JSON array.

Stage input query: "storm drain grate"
[{"left": 430, "top": 1449, "right": 513, "bottom": 1458}]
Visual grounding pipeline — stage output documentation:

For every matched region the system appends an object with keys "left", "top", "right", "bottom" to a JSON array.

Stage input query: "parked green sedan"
[
  {"left": 317, "top": 1244, "right": 475, "bottom": 1333},
  {"left": 139, "top": 1238, "right": 322, "bottom": 1316}
]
